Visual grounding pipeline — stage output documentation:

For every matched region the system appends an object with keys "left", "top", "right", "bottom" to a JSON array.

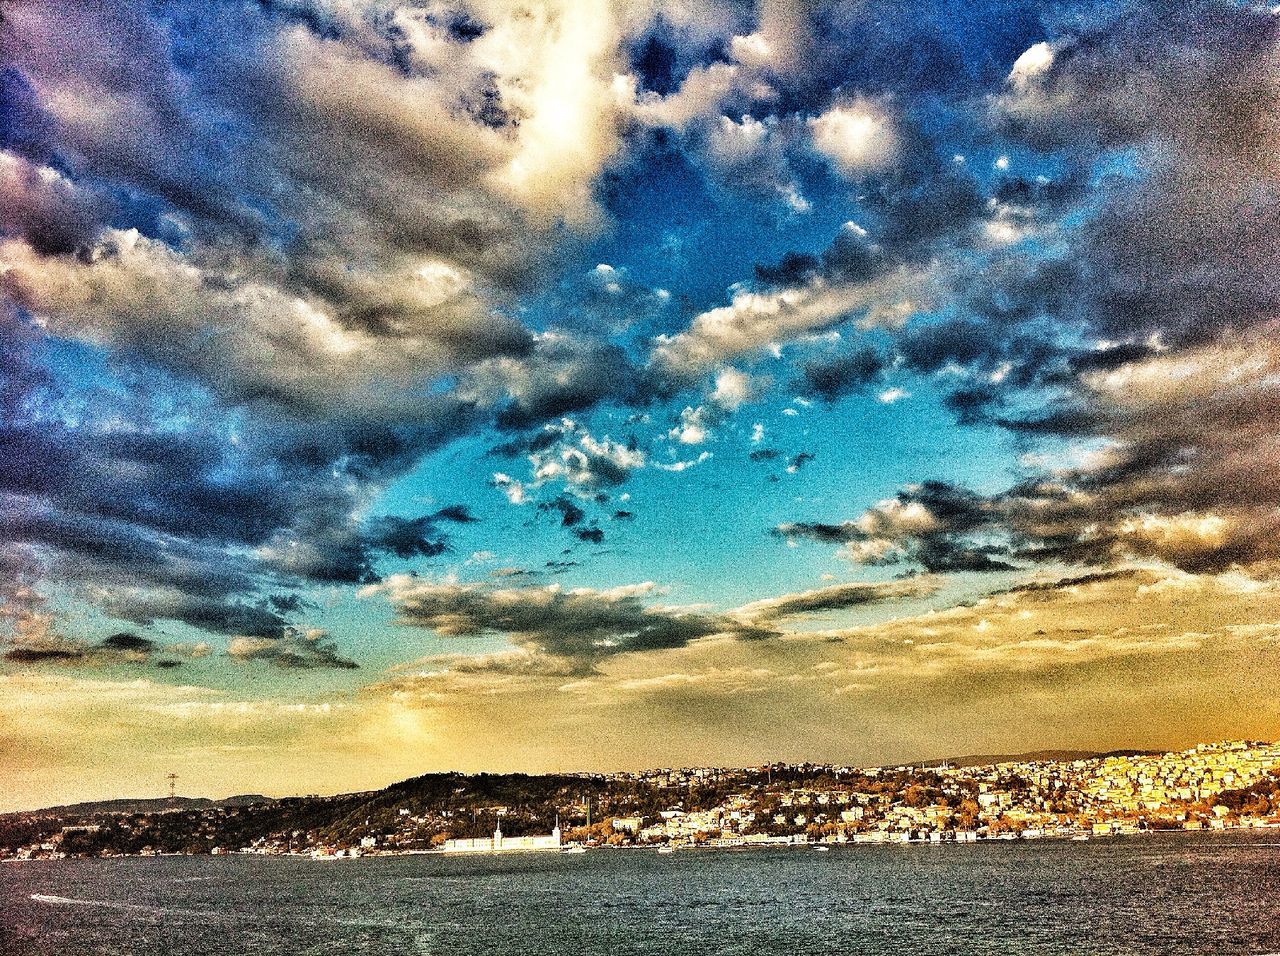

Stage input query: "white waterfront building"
[{"left": 441, "top": 820, "right": 563, "bottom": 854}]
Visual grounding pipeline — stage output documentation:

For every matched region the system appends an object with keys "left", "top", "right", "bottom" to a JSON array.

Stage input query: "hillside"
[
  {"left": 30, "top": 795, "right": 275, "bottom": 817},
  {"left": 917, "top": 749, "right": 1159, "bottom": 768}
]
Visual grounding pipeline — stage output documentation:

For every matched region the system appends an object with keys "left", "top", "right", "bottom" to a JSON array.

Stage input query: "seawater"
[{"left": 3, "top": 830, "right": 1280, "bottom": 955}]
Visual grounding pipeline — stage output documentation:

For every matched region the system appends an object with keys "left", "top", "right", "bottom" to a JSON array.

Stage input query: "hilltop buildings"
[{"left": 5, "top": 739, "right": 1280, "bottom": 860}]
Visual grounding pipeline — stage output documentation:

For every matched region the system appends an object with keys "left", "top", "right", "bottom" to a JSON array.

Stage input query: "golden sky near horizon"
[{"left": 5, "top": 567, "right": 1279, "bottom": 811}]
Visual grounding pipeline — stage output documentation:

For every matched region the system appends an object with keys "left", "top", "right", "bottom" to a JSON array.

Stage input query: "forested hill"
[
  {"left": 0, "top": 766, "right": 827, "bottom": 858},
  {"left": 33, "top": 795, "right": 275, "bottom": 817}
]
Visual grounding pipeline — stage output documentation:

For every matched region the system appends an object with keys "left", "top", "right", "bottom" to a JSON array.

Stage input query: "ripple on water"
[{"left": 2, "top": 832, "right": 1280, "bottom": 956}]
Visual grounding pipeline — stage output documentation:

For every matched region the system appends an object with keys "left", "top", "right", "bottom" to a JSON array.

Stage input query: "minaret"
[
  {"left": 493, "top": 819, "right": 503, "bottom": 851},
  {"left": 553, "top": 813, "right": 562, "bottom": 847}
]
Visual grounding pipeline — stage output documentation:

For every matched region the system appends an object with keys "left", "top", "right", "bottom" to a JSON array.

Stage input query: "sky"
[{"left": 4, "top": 0, "right": 1280, "bottom": 811}]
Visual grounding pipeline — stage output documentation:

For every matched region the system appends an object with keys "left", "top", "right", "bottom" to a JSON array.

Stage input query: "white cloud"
[
  {"left": 653, "top": 451, "right": 713, "bottom": 472},
  {"left": 808, "top": 100, "right": 899, "bottom": 177},
  {"left": 493, "top": 473, "right": 528, "bottom": 505},
  {"left": 528, "top": 419, "right": 647, "bottom": 491},
  {"left": 652, "top": 264, "right": 931, "bottom": 374},
  {"left": 1008, "top": 41, "right": 1057, "bottom": 91},
  {"left": 479, "top": 0, "right": 624, "bottom": 229},
  {"left": 670, "top": 405, "right": 712, "bottom": 445},
  {"left": 710, "top": 367, "right": 755, "bottom": 410}
]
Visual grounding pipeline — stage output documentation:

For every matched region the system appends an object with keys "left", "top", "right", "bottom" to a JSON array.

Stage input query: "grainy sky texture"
[{"left": 4, "top": 0, "right": 1280, "bottom": 810}]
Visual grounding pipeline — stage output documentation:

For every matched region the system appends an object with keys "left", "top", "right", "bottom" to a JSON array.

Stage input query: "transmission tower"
[{"left": 166, "top": 773, "right": 178, "bottom": 799}]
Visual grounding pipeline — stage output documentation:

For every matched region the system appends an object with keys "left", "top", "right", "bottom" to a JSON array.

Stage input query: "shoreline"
[{"left": 7, "top": 823, "right": 1277, "bottom": 864}]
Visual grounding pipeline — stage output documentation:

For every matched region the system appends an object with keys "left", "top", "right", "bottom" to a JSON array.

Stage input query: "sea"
[{"left": 3, "top": 830, "right": 1280, "bottom": 955}]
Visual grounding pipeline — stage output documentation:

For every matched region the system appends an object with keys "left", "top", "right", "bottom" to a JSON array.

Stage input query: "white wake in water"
[
  {"left": 30, "top": 892, "right": 219, "bottom": 919},
  {"left": 31, "top": 892, "right": 166, "bottom": 911}
]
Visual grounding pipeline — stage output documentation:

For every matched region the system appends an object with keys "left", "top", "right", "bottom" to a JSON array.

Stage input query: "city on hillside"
[{"left": 5, "top": 739, "right": 1280, "bottom": 861}]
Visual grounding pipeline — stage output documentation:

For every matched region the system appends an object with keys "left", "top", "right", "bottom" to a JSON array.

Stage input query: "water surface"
[{"left": 3, "top": 831, "right": 1280, "bottom": 955}]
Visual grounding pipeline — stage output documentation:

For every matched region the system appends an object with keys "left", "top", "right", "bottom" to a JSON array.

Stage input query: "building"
[{"left": 441, "top": 820, "right": 562, "bottom": 853}]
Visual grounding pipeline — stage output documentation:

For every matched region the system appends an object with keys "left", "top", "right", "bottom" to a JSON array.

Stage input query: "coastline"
[{"left": 10, "top": 820, "right": 1279, "bottom": 864}]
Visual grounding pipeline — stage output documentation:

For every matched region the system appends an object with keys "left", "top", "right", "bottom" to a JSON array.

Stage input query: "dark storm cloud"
[
  {"left": 0, "top": 391, "right": 480, "bottom": 636},
  {"left": 0, "top": 417, "right": 296, "bottom": 548},
  {"left": 754, "top": 252, "right": 821, "bottom": 287},
  {"left": 996, "top": 0, "right": 1280, "bottom": 154},
  {"left": 4, "top": 647, "right": 83, "bottom": 664},
  {"left": 797, "top": 347, "right": 885, "bottom": 402},
  {"left": 818, "top": 225, "right": 887, "bottom": 282},
  {"left": 897, "top": 319, "right": 995, "bottom": 374},
  {"left": 781, "top": 446, "right": 1280, "bottom": 575},
  {"left": 775, "top": 521, "right": 857, "bottom": 544},
  {"left": 251, "top": 500, "right": 484, "bottom": 587},
  {"left": 378, "top": 571, "right": 942, "bottom": 674},
  {"left": 777, "top": 481, "right": 1019, "bottom": 573},
  {"left": 378, "top": 577, "right": 776, "bottom": 670},
  {"left": 0, "top": 500, "right": 271, "bottom": 611},
  {"left": 368, "top": 508, "right": 476, "bottom": 560},
  {"left": 734, "top": 577, "right": 941, "bottom": 623},
  {"left": 786, "top": 452, "right": 816, "bottom": 472},
  {"left": 999, "top": 569, "right": 1137, "bottom": 595},
  {"left": 489, "top": 428, "right": 563, "bottom": 459},
  {"left": 0, "top": 152, "right": 111, "bottom": 255},
  {"left": 746, "top": 138, "right": 984, "bottom": 294},
  {"left": 540, "top": 496, "right": 587, "bottom": 529},
  {"left": 911, "top": 540, "right": 1018, "bottom": 573},
  {"left": 747, "top": 222, "right": 890, "bottom": 293},
  {"left": 627, "top": 15, "right": 744, "bottom": 98},
  {"left": 490, "top": 338, "right": 642, "bottom": 431},
  {"left": 981, "top": 0, "right": 1280, "bottom": 348},
  {"left": 866, "top": 159, "right": 987, "bottom": 253},
  {"left": 227, "top": 630, "right": 358, "bottom": 670},
  {"left": 108, "top": 592, "right": 292, "bottom": 640},
  {"left": 266, "top": 593, "right": 308, "bottom": 614},
  {"left": 430, "top": 505, "right": 478, "bottom": 525},
  {"left": 991, "top": 168, "right": 1088, "bottom": 213},
  {"left": 2, "top": 615, "right": 193, "bottom": 669},
  {"left": 98, "top": 633, "right": 156, "bottom": 653}
]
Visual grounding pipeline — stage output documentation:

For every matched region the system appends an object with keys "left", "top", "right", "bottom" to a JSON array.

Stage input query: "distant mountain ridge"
[
  {"left": 31, "top": 794, "right": 274, "bottom": 816},
  {"left": 914, "top": 749, "right": 1158, "bottom": 768},
  {"left": 14, "top": 753, "right": 1171, "bottom": 816},
  {"left": 11, "top": 752, "right": 1170, "bottom": 817}
]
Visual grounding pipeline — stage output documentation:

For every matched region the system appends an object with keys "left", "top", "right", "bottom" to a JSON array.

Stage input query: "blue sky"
[{"left": 4, "top": 0, "right": 1280, "bottom": 807}]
